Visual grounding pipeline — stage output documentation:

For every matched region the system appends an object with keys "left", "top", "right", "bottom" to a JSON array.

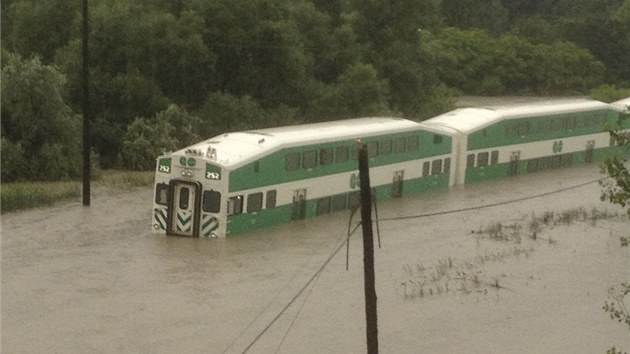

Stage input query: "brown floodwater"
[{"left": 2, "top": 165, "right": 629, "bottom": 353}]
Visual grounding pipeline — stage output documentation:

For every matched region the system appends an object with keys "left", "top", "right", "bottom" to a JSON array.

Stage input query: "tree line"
[{"left": 2, "top": 0, "right": 630, "bottom": 181}]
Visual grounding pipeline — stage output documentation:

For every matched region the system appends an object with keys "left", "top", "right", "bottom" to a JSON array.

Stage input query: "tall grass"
[
  {"left": 1, "top": 170, "right": 155, "bottom": 213},
  {"left": 1, "top": 182, "right": 81, "bottom": 213}
]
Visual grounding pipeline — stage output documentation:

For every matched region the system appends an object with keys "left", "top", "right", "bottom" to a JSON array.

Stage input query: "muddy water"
[{"left": 2, "top": 165, "right": 629, "bottom": 353}]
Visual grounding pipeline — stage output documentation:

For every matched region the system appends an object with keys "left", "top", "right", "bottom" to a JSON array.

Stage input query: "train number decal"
[{"left": 206, "top": 172, "right": 221, "bottom": 180}]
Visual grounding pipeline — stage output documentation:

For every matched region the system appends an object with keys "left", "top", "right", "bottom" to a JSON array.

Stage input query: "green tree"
[
  {"left": 121, "top": 117, "right": 177, "bottom": 171},
  {"left": 440, "top": 0, "right": 509, "bottom": 35},
  {"left": 196, "top": 92, "right": 302, "bottom": 139},
  {"left": 311, "top": 62, "right": 393, "bottom": 119},
  {"left": 509, "top": 15, "right": 558, "bottom": 44},
  {"left": 54, "top": 1, "right": 215, "bottom": 167},
  {"left": 1, "top": 0, "right": 80, "bottom": 63},
  {"left": 188, "top": 0, "right": 316, "bottom": 109},
  {"left": 1, "top": 52, "right": 82, "bottom": 182},
  {"left": 352, "top": 0, "right": 445, "bottom": 117},
  {"left": 530, "top": 41, "right": 605, "bottom": 94},
  {"left": 549, "top": 0, "right": 629, "bottom": 84},
  {"left": 424, "top": 28, "right": 605, "bottom": 95},
  {"left": 121, "top": 104, "right": 206, "bottom": 170}
]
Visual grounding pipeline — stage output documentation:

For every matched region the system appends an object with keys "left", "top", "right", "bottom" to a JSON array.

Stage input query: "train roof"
[
  {"left": 421, "top": 99, "right": 610, "bottom": 134},
  {"left": 171, "top": 117, "right": 423, "bottom": 169},
  {"left": 611, "top": 97, "right": 630, "bottom": 112}
]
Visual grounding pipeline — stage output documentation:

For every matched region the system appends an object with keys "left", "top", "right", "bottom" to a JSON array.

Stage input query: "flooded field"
[{"left": 2, "top": 165, "right": 629, "bottom": 353}]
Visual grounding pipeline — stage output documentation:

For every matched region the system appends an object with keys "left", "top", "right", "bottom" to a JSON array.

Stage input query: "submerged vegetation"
[{"left": 401, "top": 206, "right": 624, "bottom": 300}]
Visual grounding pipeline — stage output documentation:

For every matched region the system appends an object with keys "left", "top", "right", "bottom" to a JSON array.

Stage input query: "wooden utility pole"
[
  {"left": 82, "top": 0, "right": 91, "bottom": 206},
  {"left": 358, "top": 145, "right": 379, "bottom": 353}
]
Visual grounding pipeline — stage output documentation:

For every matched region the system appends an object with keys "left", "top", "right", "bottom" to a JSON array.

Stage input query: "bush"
[
  {"left": 590, "top": 84, "right": 630, "bottom": 103},
  {"left": 121, "top": 117, "right": 177, "bottom": 171}
]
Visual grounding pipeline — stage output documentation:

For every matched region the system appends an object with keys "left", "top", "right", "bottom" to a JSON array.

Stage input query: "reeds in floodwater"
[
  {"left": 1, "top": 170, "right": 154, "bottom": 213},
  {"left": 1, "top": 182, "right": 81, "bottom": 213}
]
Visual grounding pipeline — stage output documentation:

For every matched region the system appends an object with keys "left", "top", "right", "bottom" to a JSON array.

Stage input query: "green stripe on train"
[
  {"left": 225, "top": 174, "right": 450, "bottom": 236},
  {"left": 228, "top": 130, "right": 452, "bottom": 192},
  {"left": 464, "top": 147, "right": 621, "bottom": 184},
  {"left": 467, "top": 109, "right": 620, "bottom": 151}
]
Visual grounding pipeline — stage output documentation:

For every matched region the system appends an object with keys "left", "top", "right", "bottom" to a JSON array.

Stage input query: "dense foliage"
[{"left": 2, "top": 0, "right": 630, "bottom": 178}]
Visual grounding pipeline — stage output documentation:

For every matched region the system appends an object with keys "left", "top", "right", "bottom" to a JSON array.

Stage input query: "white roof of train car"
[
  {"left": 172, "top": 117, "right": 423, "bottom": 169},
  {"left": 611, "top": 97, "right": 630, "bottom": 112},
  {"left": 421, "top": 99, "right": 610, "bottom": 134}
]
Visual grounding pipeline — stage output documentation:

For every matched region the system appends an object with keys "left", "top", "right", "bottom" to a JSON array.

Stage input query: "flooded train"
[{"left": 152, "top": 98, "right": 630, "bottom": 238}]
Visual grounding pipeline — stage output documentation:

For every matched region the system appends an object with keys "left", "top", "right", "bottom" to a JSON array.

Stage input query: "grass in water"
[{"left": 1, "top": 170, "right": 154, "bottom": 213}]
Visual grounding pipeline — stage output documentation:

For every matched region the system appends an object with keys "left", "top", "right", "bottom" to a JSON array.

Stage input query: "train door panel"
[
  {"left": 509, "top": 151, "right": 520, "bottom": 177},
  {"left": 168, "top": 180, "right": 201, "bottom": 237},
  {"left": 585, "top": 140, "right": 595, "bottom": 163},
  {"left": 292, "top": 189, "right": 307, "bottom": 220},
  {"left": 392, "top": 170, "right": 404, "bottom": 198}
]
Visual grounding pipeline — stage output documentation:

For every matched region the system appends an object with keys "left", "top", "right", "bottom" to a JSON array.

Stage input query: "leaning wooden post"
[{"left": 358, "top": 144, "right": 379, "bottom": 353}]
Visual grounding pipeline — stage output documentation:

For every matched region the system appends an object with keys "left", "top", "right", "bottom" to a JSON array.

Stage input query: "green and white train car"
[
  {"left": 421, "top": 99, "right": 628, "bottom": 185},
  {"left": 153, "top": 98, "right": 629, "bottom": 238},
  {"left": 153, "top": 117, "right": 453, "bottom": 238}
]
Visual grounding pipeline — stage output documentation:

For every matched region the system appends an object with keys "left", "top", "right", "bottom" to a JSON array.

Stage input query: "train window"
[
  {"left": 266, "top": 190, "right": 277, "bottom": 209},
  {"left": 227, "top": 196, "right": 243, "bottom": 215},
  {"left": 467, "top": 154, "right": 475, "bottom": 169},
  {"left": 431, "top": 159, "right": 443, "bottom": 175},
  {"left": 179, "top": 188, "right": 190, "bottom": 209},
  {"left": 202, "top": 190, "right": 221, "bottom": 213},
  {"left": 543, "top": 119, "right": 553, "bottom": 132},
  {"left": 351, "top": 144, "right": 360, "bottom": 160},
  {"left": 247, "top": 192, "right": 263, "bottom": 213},
  {"left": 320, "top": 148, "right": 334, "bottom": 165},
  {"left": 443, "top": 158, "right": 451, "bottom": 174},
  {"left": 285, "top": 152, "right": 300, "bottom": 171},
  {"left": 576, "top": 116, "right": 585, "bottom": 129},
  {"left": 303, "top": 150, "right": 318, "bottom": 169},
  {"left": 336, "top": 146, "right": 349, "bottom": 163},
  {"left": 367, "top": 141, "right": 379, "bottom": 158},
  {"left": 527, "top": 159, "right": 538, "bottom": 173},
  {"left": 433, "top": 135, "right": 443, "bottom": 144},
  {"left": 394, "top": 137, "right": 406, "bottom": 153},
  {"left": 553, "top": 118, "right": 563, "bottom": 131},
  {"left": 332, "top": 194, "right": 347, "bottom": 212},
  {"left": 155, "top": 183, "right": 169, "bottom": 205},
  {"left": 505, "top": 123, "right": 517, "bottom": 137},
  {"left": 477, "top": 152, "right": 489, "bottom": 167},
  {"left": 381, "top": 139, "right": 392, "bottom": 155},
  {"left": 566, "top": 117, "right": 575, "bottom": 130},
  {"left": 517, "top": 122, "right": 528, "bottom": 136},
  {"left": 316, "top": 197, "right": 331, "bottom": 215},
  {"left": 408, "top": 135, "right": 418, "bottom": 150},
  {"left": 422, "top": 161, "right": 430, "bottom": 177},
  {"left": 491, "top": 150, "right": 499, "bottom": 165},
  {"left": 529, "top": 121, "right": 539, "bottom": 135}
]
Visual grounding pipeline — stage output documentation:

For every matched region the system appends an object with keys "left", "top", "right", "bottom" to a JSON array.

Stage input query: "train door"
[
  {"left": 168, "top": 180, "right": 201, "bottom": 236},
  {"left": 392, "top": 170, "right": 404, "bottom": 198},
  {"left": 585, "top": 140, "right": 595, "bottom": 163},
  {"left": 292, "top": 189, "right": 307, "bottom": 220},
  {"left": 509, "top": 151, "right": 520, "bottom": 177}
]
